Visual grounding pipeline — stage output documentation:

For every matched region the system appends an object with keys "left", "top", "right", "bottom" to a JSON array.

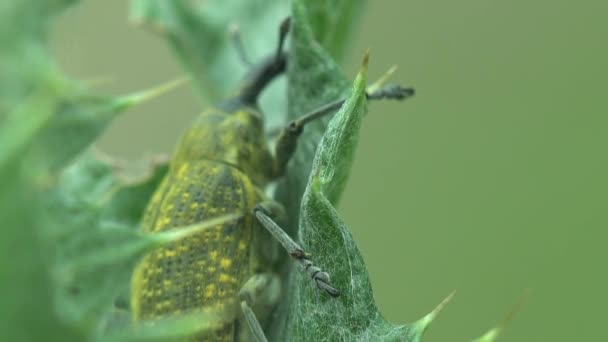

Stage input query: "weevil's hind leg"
[
  {"left": 240, "top": 301, "right": 267, "bottom": 342},
  {"left": 238, "top": 273, "right": 281, "bottom": 342},
  {"left": 253, "top": 202, "right": 341, "bottom": 297},
  {"left": 271, "top": 85, "right": 415, "bottom": 177}
]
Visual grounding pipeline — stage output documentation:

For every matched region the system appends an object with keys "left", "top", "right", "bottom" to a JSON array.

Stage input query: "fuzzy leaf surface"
[
  {"left": 0, "top": 0, "right": 106, "bottom": 340},
  {"left": 48, "top": 154, "right": 168, "bottom": 335},
  {"left": 280, "top": 37, "right": 426, "bottom": 342},
  {"left": 267, "top": 0, "right": 442, "bottom": 341}
]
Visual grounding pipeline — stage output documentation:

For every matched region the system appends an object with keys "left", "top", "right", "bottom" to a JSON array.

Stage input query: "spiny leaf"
[
  {"left": 24, "top": 77, "right": 186, "bottom": 176},
  {"left": 0, "top": 90, "right": 56, "bottom": 168},
  {"left": 283, "top": 55, "right": 372, "bottom": 341},
  {"left": 274, "top": 0, "right": 350, "bottom": 231},
  {"left": 283, "top": 49, "right": 443, "bottom": 340},
  {"left": 1, "top": 1, "right": 91, "bottom": 340},
  {"left": 48, "top": 153, "right": 169, "bottom": 331},
  {"left": 0, "top": 158, "right": 85, "bottom": 342},
  {"left": 269, "top": 2, "right": 351, "bottom": 339},
  {"left": 273, "top": 0, "right": 444, "bottom": 340},
  {"left": 268, "top": 0, "right": 379, "bottom": 340},
  {"left": 0, "top": 0, "right": 74, "bottom": 115},
  {"left": 412, "top": 291, "right": 456, "bottom": 336},
  {"left": 300, "top": 0, "right": 366, "bottom": 61},
  {"left": 282, "top": 51, "right": 426, "bottom": 341},
  {"left": 1, "top": 4, "right": 188, "bottom": 336},
  {"left": 112, "top": 77, "right": 188, "bottom": 112}
]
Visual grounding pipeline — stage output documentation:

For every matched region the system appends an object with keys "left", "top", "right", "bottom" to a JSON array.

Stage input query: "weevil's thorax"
[
  {"left": 171, "top": 103, "right": 274, "bottom": 186},
  {"left": 171, "top": 53, "right": 286, "bottom": 187}
]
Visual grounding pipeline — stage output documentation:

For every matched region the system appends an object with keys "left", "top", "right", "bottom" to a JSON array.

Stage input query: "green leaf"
[
  {"left": 300, "top": 0, "right": 366, "bottom": 62},
  {"left": 274, "top": 0, "right": 350, "bottom": 231},
  {"left": 0, "top": 0, "right": 75, "bottom": 115},
  {"left": 0, "top": 161, "right": 84, "bottom": 342},
  {"left": 281, "top": 49, "right": 433, "bottom": 341},
  {"left": 265, "top": 0, "right": 382, "bottom": 340},
  {"left": 21, "top": 78, "right": 186, "bottom": 176},
  {"left": 47, "top": 154, "right": 169, "bottom": 333},
  {"left": 273, "top": 0, "right": 370, "bottom": 230},
  {"left": 270, "top": 0, "right": 451, "bottom": 340},
  {"left": 470, "top": 295, "right": 526, "bottom": 342},
  {"left": 0, "top": 1, "right": 90, "bottom": 340}
]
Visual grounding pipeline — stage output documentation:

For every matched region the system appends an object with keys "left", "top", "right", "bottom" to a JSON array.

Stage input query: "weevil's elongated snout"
[
  {"left": 238, "top": 52, "right": 287, "bottom": 105},
  {"left": 236, "top": 17, "right": 291, "bottom": 106}
]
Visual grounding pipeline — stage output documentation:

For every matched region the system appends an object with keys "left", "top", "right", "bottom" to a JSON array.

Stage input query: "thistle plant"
[{"left": 0, "top": 0, "right": 518, "bottom": 341}]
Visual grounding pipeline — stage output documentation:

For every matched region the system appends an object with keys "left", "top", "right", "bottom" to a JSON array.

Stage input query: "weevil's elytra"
[{"left": 131, "top": 17, "right": 414, "bottom": 341}]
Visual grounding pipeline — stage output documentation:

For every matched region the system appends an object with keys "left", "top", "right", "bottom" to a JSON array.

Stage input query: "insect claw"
[
  {"left": 290, "top": 250, "right": 307, "bottom": 259},
  {"left": 303, "top": 262, "right": 340, "bottom": 297},
  {"left": 366, "top": 84, "right": 415, "bottom": 101}
]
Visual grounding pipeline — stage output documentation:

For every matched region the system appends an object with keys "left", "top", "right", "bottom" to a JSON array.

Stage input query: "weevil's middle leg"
[
  {"left": 253, "top": 202, "right": 340, "bottom": 297},
  {"left": 238, "top": 273, "right": 281, "bottom": 342}
]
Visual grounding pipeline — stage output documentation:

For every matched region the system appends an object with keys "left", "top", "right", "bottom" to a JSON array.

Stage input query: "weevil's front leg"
[
  {"left": 272, "top": 85, "right": 415, "bottom": 177},
  {"left": 238, "top": 273, "right": 281, "bottom": 342},
  {"left": 253, "top": 202, "right": 340, "bottom": 297}
]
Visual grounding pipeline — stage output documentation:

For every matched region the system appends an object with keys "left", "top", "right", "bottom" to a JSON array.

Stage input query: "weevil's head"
[
  {"left": 234, "top": 52, "right": 287, "bottom": 106},
  {"left": 234, "top": 16, "right": 290, "bottom": 107},
  {"left": 172, "top": 104, "right": 275, "bottom": 186},
  {"left": 172, "top": 18, "right": 290, "bottom": 185}
]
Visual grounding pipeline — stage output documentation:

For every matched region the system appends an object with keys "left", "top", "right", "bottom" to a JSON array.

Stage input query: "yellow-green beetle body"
[
  {"left": 130, "top": 18, "right": 414, "bottom": 341},
  {"left": 131, "top": 49, "right": 287, "bottom": 340}
]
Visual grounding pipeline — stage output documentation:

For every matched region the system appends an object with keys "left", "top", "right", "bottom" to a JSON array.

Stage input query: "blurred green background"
[{"left": 52, "top": 0, "right": 607, "bottom": 341}]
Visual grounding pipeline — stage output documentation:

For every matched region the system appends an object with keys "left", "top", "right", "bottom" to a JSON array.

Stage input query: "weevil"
[{"left": 130, "top": 17, "right": 414, "bottom": 341}]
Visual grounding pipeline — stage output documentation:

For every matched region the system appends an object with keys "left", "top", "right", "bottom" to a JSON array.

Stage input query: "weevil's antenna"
[
  {"left": 276, "top": 17, "right": 291, "bottom": 62},
  {"left": 229, "top": 23, "right": 253, "bottom": 68},
  {"left": 236, "top": 17, "right": 291, "bottom": 106}
]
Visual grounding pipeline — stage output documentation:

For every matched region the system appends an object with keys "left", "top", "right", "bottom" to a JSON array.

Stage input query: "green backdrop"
[{"left": 53, "top": 0, "right": 608, "bottom": 340}]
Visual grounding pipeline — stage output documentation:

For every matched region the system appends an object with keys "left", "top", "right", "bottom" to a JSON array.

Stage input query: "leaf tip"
[
  {"left": 113, "top": 77, "right": 189, "bottom": 112},
  {"left": 413, "top": 290, "right": 456, "bottom": 334},
  {"left": 154, "top": 212, "right": 245, "bottom": 246},
  {"left": 470, "top": 290, "right": 529, "bottom": 342},
  {"left": 81, "top": 75, "right": 116, "bottom": 88},
  {"left": 362, "top": 48, "right": 371, "bottom": 70},
  {"left": 386, "top": 64, "right": 398, "bottom": 76},
  {"left": 368, "top": 64, "right": 399, "bottom": 94}
]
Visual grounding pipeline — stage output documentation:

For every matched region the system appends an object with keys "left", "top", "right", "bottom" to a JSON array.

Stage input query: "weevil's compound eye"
[{"left": 288, "top": 121, "right": 303, "bottom": 136}]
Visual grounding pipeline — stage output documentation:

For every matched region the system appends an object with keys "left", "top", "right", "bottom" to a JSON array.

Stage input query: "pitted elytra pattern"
[{"left": 132, "top": 162, "right": 256, "bottom": 315}]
